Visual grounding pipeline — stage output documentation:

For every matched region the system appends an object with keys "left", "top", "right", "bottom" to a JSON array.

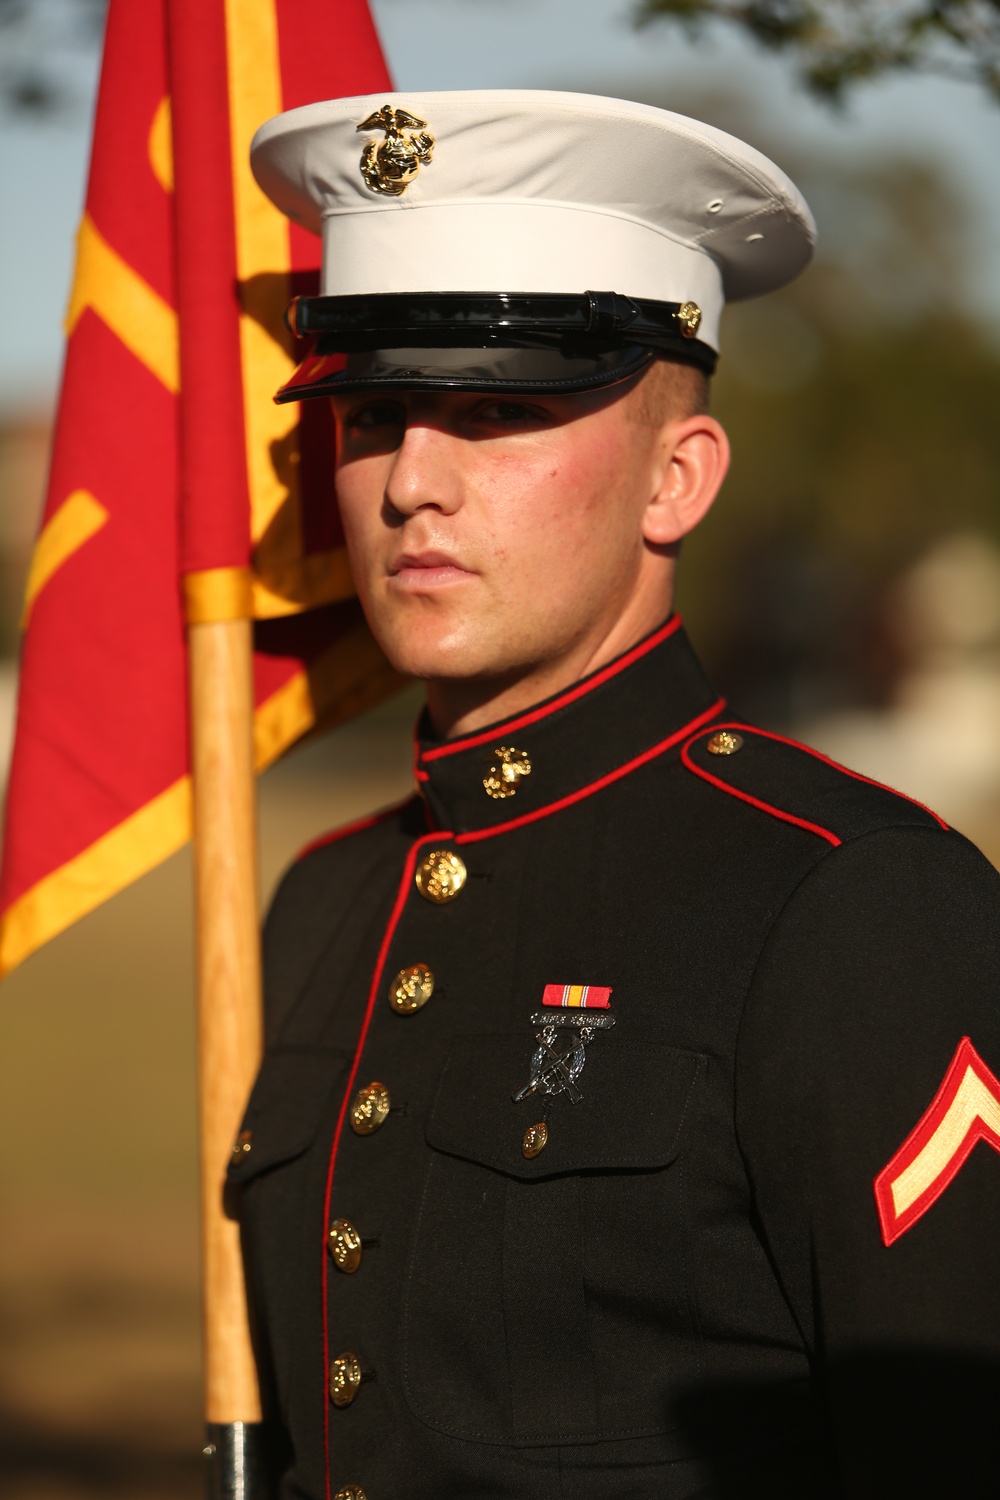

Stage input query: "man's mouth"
[{"left": 388, "top": 550, "right": 475, "bottom": 589}]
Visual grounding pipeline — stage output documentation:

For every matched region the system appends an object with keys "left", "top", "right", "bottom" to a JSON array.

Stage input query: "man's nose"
[{"left": 384, "top": 423, "right": 463, "bottom": 516}]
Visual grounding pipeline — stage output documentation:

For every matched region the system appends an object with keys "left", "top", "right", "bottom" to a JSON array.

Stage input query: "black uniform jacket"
[{"left": 232, "top": 617, "right": 1000, "bottom": 1500}]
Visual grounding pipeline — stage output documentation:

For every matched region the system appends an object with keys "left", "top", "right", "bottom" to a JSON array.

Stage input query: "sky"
[{"left": 1, "top": 0, "right": 999, "bottom": 408}]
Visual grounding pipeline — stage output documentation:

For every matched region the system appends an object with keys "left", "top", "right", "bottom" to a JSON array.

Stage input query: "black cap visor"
[{"left": 275, "top": 291, "right": 717, "bottom": 402}]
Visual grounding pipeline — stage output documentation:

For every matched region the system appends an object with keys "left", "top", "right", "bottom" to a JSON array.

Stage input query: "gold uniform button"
[
  {"left": 334, "top": 1489, "right": 367, "bottom": 1500},
  {"left": 350, "top": 1081, "right": 391, "bottom": 1135},
  {"left": 230, "top": 1130, "right": 253, "bottom": 1164},
  {"left": 389, "top": 963, "right": 435, "bottom": 1014},
  {"left": 706, "top": 730, "right": 744, "bottom": 756},
  {"left": 522, "top": 1121, "right": 548, "bottom": 1159},
  {"left": 328, "top": 1218, "right": 363, "bottom": 1273},
  {"left": 329, "top": 1351, "right": 362, "bottom": 1407},
  {"left": 415, "top": 849, "right": 467, "bottom": 903}
]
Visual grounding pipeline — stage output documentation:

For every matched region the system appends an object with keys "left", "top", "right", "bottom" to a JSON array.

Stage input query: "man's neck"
[{"left": 424, "top": 592, "right": 675, "bottom": 740}]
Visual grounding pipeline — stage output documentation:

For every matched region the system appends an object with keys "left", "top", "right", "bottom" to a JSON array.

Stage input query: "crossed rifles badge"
[
  {"left": 513, "top": 985, "right": 614, "bottom": 1158},
  {"left": 357, "top": 104, "right": 435, "bottom": 197}
]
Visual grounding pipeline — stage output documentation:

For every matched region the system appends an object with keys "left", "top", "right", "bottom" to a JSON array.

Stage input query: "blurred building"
[{"left": 801, "top": 531, "right": 1000, "bottom": 844}]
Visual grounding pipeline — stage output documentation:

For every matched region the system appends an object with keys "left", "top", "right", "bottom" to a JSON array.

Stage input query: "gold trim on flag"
[
  {"left": 0, "top": 631, "right": 401, "bottom": 980},
  {"left": 183, "top": 567, "right": 254, "bottom": 623},
  {"left": 252, "top": 622, "right": 404, "bottom": 767},
  {"left": 0, "top": 778, "right": 191, "bottom": 980},
  {"left": 224, "top": 0, "right": 356, "bottom": 619}
]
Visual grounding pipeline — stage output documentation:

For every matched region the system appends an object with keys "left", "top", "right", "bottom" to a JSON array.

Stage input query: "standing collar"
[{"left": 415, "top": 616, "right": 725, "bottom": 836}]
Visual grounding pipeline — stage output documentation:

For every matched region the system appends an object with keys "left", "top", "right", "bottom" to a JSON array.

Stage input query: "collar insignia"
[{"left": 356, "top": 104, "right": 435, "bottom": 197}]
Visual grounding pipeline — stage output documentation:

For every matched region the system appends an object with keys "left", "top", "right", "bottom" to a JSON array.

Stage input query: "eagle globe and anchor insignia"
[
  {"left": 356, "top": 104, "right": 435, "bottom": 196},
  {"left": 514, "top": 985, "right": 614, "bottom": 1157}
]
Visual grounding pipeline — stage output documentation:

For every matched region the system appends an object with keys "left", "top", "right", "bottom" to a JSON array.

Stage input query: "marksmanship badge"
[
  {"left": 513, "top": 984, "right": 614, "bottom": 1107},
  {"left": 356, "top": 104, "right": 435, "bottom": 196}
]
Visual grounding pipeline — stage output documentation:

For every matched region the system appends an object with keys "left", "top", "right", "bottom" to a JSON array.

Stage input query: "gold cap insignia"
[{"left": 356, "top": 104, "right": 435, "bottom": 197}]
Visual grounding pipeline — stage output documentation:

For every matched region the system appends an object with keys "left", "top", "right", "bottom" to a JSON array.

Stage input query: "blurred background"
[{"left": 2, "top": 0, "right": 1000, "bottom": 1493}]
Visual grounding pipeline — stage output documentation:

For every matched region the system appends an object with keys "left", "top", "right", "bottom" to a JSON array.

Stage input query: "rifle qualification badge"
[
  {"left": 356, "top": 104, "right": 435, "bottom": 196},
  {"left": 514, "top": 985, "right": 614, "bottom": 1154}
]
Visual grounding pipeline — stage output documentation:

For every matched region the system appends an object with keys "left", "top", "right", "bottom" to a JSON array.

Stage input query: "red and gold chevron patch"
[
  {"left": 874, "top": 1036, "right": 1000, "bottom": 1246},
  {"left": 542, "top": 984, "right": 612, "bottom": 1010}
]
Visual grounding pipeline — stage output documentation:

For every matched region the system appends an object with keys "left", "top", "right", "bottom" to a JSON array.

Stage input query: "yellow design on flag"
[
  {"left": 65, "top": 214, "right": 179, "bottom": 392},
  {"left": 0, "top": 779, "right": 192, "bottom": 979},
  {"left": 148, "top": 97, "right": 173, "bottom": 192},
  {"left": 22, "top": 490, "right": 110, "bottom": 626},
  {"left": 0, "top": 0, "right": 397, "bottom": 983}
]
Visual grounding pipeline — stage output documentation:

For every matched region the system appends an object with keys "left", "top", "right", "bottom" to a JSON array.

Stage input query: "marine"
[{"left": 231, "top": 90, "right": 1000, "bottom": 1498}]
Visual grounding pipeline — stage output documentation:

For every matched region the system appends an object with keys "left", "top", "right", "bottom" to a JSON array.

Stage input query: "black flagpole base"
[{"left": 203, "top": 1422, "right": 270, "bottom": 1500}]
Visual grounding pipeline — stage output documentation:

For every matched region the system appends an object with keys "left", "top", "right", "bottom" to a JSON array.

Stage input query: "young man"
[{"left": 232, "top": 92, "right": 1000, "bottom": 1499}]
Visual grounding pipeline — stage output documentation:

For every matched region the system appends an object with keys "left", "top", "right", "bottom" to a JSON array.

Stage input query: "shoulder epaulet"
[
  {"left": 293, "top": 794, "right": 420, "bottom": 865},
  {"left": 681, "top": 721, "right": 948, "bottom": 848}
]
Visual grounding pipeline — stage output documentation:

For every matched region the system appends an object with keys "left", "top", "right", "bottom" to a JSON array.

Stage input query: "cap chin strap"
[{"left": 286, "top": 290, "right": 717, "bottom": 375}]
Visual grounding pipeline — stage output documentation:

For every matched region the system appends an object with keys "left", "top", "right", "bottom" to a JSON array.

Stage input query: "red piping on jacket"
[
  {"left": 681, "top": 720, "right": 948, "bottom": 843},
  {"left": 455, "top": 696, "right": 726, "bottom": 844},
  {"left": 419, "top": 615, "right": 683, "bottom": 764},
  {"left": 730, "top": 721, "right": 949, "bottom": 829},
  {"left": 321, "top": 830, "right": 448, "bottom": 1499},
  {"left": 294, "top": 797, "right": 416, "bottom": 866}
]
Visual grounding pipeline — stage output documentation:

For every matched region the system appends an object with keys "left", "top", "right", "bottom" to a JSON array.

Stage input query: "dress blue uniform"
[{"left": 232, "top": 619, "right": 1000, "bottom": 1499}]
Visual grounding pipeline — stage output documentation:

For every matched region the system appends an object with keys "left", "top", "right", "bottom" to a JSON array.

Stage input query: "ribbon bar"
[{"left": 542, "top": 983, "right": 612, "bottom": 1010}]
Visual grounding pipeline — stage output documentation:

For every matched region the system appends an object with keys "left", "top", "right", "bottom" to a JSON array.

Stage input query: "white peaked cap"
[{"left": 251, "top": 90, "right": 815, "bottom": 356}]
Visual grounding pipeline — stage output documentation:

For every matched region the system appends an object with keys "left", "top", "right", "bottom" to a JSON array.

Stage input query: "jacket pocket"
[
  {"left": 402, "top": 1033, "right": 707, "bottom": 1446},
  {"left": 227, "top": 1046, "right": 350, "bottom": 1186}
]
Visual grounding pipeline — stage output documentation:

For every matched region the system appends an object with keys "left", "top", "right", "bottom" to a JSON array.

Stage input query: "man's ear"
[{"left": 642, "top": 414, "right": 730, "bottom": 547}]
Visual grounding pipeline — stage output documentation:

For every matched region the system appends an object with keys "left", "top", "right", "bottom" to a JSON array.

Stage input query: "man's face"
[{"left": 331, "top": 381, "right": 670, "bottom": 689}]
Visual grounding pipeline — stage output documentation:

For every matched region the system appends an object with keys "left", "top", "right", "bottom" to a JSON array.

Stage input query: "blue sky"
[{"left": 1, "top": 0, "right": 998, "bottom": 407}]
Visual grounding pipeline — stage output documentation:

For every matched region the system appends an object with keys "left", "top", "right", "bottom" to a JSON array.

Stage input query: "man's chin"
[{"left": 370, "top": 618, "right": 526, "bottom": 686}]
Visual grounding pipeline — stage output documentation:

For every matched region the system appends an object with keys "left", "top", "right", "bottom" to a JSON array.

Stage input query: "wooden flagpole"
[
  {"left": 166, "top": 0, "right": 267, "bottom": 1473},
  {"left": 187, "top": 609, "right": 266, "bottom": 1493}
]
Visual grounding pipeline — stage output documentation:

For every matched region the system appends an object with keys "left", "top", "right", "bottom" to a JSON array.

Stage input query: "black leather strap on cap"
[{"left": 285, "top": 290, "right": 717, "bottom": 374}]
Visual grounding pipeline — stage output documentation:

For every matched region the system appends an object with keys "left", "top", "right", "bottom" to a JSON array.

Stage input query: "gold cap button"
[
  {"left": 389, "top": 963, "right": 434, "bottom": 1014},
  {"left": 350, "top": 1081, "right": 390, "bottom": 1135},
  {"left": 328, "top": 1218, "right": 363, "bottom": 1273},
  {"left": 334, "top": 1489, "right": 367, "bottom": 1500},
  {"left": 329, "top": 1351, "right": 362, "bottom": 1407},
  {"left": 522, "top": 1121, "right": 548, "bottom": 1159},
  {"left": 677, "top": 300, "right": 702, "bottom": 338},
  {"left": 231, "top": 1129, "right": 253, "bottom": 1164},
  {"left": 415, "top": 849, "right": 467, "bottom": 903},
  {"left": 706, "top": 730, "right": 744, "bottom": 756}
]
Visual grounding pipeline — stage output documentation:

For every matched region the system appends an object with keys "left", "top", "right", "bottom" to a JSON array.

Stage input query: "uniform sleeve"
[{"left": 736, "top": 824, "right": 1000, "bottom": 1497}]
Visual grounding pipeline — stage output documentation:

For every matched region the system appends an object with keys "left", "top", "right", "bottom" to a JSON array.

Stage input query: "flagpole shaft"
[{"left": 189, "top": 617, "right": 263, "bottom": 1426}]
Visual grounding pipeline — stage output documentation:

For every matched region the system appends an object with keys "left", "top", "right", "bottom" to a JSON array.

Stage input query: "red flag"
[{"left": 0, "top": 0, "right": 400, "bottom": 979}]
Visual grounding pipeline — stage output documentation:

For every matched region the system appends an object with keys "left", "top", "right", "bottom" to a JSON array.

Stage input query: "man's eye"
[
  {"left": 349, "top": 401, "right": 405, "bottom": 429},
  {"left": 476, "top": 401, "right": 546, "bottom": 424}
]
